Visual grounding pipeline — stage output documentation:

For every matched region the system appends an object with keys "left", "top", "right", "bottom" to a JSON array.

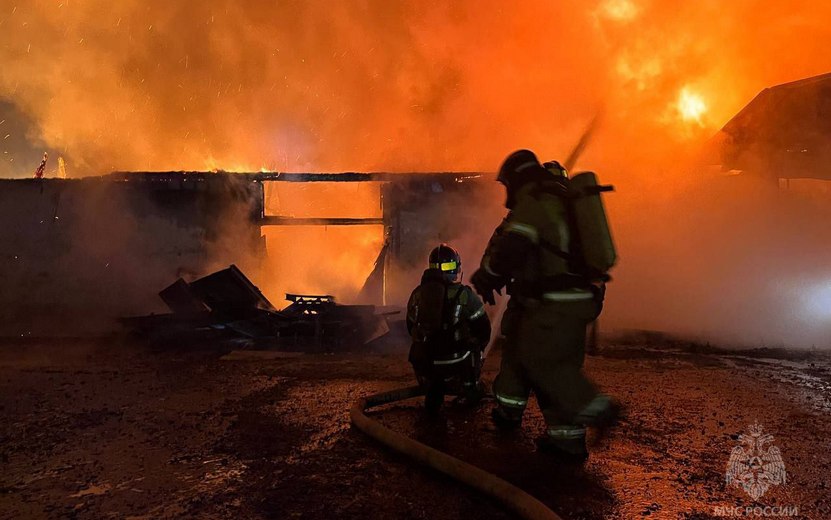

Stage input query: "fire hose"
[{"left": 350, "top": 385, "right": 563, "bottom": 520}]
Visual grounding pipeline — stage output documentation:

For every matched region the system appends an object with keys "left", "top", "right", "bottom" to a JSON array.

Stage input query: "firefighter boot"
[
  {"left": 491, "top": 406, "right": 523, "bottom": 430},
  {"left": 574, "top": 394, "right": 624, "bottom": 434},
  {"left": 424, "top": 381, "right": 445, "bottom": 415},
  {"left": 536, "top": 425, "right": 589, "bottom": 462},
  {"left": 456, "top": 379, "right": 485, "bottom": 407}
]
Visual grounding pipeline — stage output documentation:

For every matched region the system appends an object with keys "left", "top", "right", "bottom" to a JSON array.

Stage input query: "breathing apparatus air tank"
[{"left": 568, "top": 171, "right": 617, "bottom": 277}]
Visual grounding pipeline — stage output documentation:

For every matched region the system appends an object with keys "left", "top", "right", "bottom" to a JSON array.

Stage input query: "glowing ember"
[{"left": 677, "top": 87, "right": 707, "bottom": 124}]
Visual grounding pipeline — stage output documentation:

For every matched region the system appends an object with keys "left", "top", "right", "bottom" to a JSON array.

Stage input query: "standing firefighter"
[
  {"left": 407, "top": 244, "right": 491, "bottom": 413},
  {"left": 471, "top": 149, "right": 619, "bottom": 460}
]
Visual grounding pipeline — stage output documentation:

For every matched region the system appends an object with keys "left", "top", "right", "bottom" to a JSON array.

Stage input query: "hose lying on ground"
[{"left": 350, "top": 385, "right": 563, "bottom": 520}]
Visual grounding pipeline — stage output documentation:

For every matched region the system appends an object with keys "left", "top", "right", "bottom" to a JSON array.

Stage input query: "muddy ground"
[{"left": 1, "top": 331, "right": 830, "bottom": 520}]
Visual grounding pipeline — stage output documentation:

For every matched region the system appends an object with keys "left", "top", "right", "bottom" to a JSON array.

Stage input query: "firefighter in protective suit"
[
  {"left": 407, "top": 244, "right": 491, "bottom": 413},
  {"left": 471, "top": 150, "right": 618, "bottom": 460}
]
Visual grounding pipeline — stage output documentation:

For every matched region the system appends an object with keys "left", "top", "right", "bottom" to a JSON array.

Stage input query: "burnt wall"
[
  {"left": 381, "top": 177, "right": 505, "bottom": 303},
  {"left": 0, "top": 175, "right": 263, "bottom": 336}
]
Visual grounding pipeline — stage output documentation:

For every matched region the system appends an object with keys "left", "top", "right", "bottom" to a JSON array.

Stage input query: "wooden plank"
[
  {"left": 260, "top": 216, "right": 385, "bottom": 226},
  {"left": 107, "top": 171, "right": 492, "bottom": 183}
]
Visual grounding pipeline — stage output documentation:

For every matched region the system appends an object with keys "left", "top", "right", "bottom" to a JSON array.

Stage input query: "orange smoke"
[
  {"left": 1, "top": 0, "right": 827, "bottom": 177},
  {"left": 3, "top": 1, "right": 831, "bottom": 342}
]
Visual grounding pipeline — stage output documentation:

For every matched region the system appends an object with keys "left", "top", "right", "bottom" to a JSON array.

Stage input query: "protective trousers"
[{"left": 493, "top": 297, "right": 604, "bottom": 451}]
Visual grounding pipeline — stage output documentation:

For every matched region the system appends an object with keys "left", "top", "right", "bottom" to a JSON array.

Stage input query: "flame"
[
  {"left": 598, "top": 0, "right": 640, "bottom": 22},
  {"left": 676, "top": 87, "right": 707, "bottom": 124},
  {"left": 2, "top": 1, "right": 827, "bottom": 174},
  {"left": 261, "top": 181, "right": 383, "bottom": 303}
]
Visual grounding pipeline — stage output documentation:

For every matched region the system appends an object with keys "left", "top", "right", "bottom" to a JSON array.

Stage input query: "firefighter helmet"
[
  {"left": 428, "top": 243, "right": 462, "bottom": 282},
  {"left": 543, "top": 160, "right": 568, "bottom": 179},
  {"left": 497, "top": 149, "right": 548, "bottom": 208}
]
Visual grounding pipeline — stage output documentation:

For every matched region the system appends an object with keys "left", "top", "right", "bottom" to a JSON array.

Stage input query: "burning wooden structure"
[
  {"left": 109, "top": 170, "right": 500, "bottom": 303},
  {"left": 0, "top": 171, "right": 501, "bottom": 336}
]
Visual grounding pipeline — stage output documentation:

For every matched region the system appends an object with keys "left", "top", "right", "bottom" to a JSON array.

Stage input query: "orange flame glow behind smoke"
[
  {"left": 261, "top": 182, "right": 384, "bottom": 302},
  {"left": 3, "top": 1, "right": 831, "bottom": 333},
  {"left": 676, "top": 87, "right": 707, "bottom": 124},
  {"left": 3, "top": 0, "right": 829, "bottom": 177}
]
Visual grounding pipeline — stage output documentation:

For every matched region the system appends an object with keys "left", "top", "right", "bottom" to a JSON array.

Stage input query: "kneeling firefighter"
[
  {"left": 471, "top": 149, "right": 619, "bottom": 460},
  {"left": 407, "top": 244, "right": 492, "bottom": 413}
]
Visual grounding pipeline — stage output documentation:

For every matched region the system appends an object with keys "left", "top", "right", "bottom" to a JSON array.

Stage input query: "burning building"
[
  {"left": 0, "top": 173, "right": 263, "bottom": 335},
  {"left": 0, "top": 170, "right": 502, "bottom": 337}
]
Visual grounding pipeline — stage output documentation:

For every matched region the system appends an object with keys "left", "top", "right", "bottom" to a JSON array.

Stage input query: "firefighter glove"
[{"left": 471, "top": 268, "right": 506, "bottom": 306}]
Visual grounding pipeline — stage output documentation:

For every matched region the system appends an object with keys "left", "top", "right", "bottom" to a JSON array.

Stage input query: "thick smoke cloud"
[
  {"left": 1, "top": 1, "right": 829, "bottom": 173},
  {"left": 0, "top": 1, "right": 625, "bottom": 173},
  {"left": 2, "top": 0, "right": 831, "bottom": 346},
  {"left": 0, "top": 99, "right": 63, "bottom": 177}
]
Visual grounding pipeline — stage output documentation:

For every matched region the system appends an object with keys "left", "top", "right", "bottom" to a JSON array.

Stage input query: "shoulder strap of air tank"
[
  {"left": 531, "top": 179, "right": 574, "bottom": 200},
  {"left": 539, "top": 241, "right": 573, "bottom": 261},
  {"left": 440, "top": 285, "right": 464, "bottom": 325},
  {"left": 447, "top": 284, "right": 465, "bottom": 306},
  {"left": 533, "top": 179, "right": 614, "bottom": 198},
  {"left": 524, "top": 181, "right": 575, "bottom": 261}
]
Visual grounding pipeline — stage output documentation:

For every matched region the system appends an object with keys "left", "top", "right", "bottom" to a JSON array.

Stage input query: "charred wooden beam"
[
  {"left": 108, "top": 171, "right": 491, "bottom": 183},
  {"left": 260, "top": 216, "right": 385, "bottom": 226},
  {"left": 253, "top": 172, "right": 488, "bottom": 183}
]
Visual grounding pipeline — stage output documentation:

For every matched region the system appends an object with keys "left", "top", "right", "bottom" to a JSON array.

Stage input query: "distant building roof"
[{"left": 718, "top": 72, "right": 831, "bottom": 180}]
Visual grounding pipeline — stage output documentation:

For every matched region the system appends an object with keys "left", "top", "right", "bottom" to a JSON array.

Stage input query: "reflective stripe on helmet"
[
  {"left": 546, "top": 425, "right": 587, "bottom": 440},
  {"left": 543, "top": 160, "right": 568, "bottom": 178},
  {"left": 503, "top": 222, "right": 539, "bottom": 244},
  {"left": 495, "top": 393, "right": 528, "bottom": 408},
  {"left": 429, "top": 261, "right": 458, "bottom": 272}
]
